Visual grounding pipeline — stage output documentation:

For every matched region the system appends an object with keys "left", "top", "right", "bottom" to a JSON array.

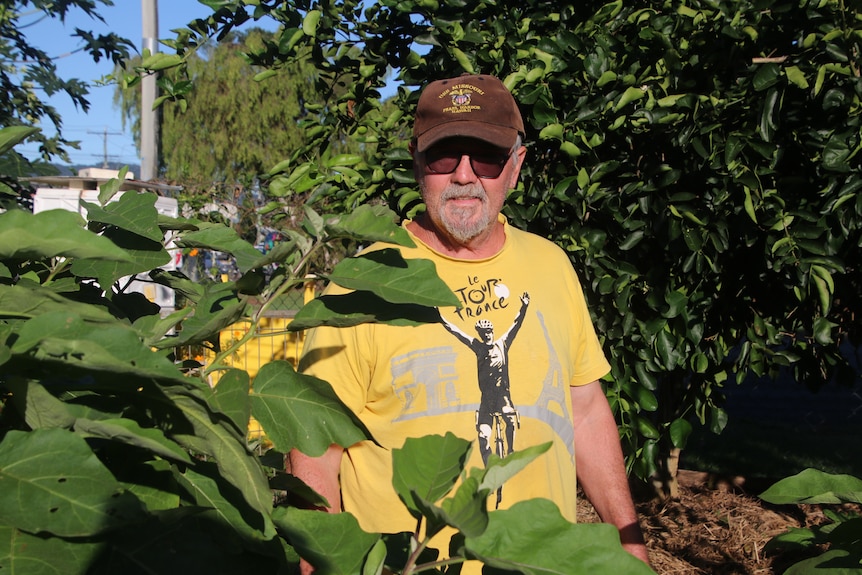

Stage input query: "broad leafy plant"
[
  {"left": 143, "top": 0, "right": 862, "bottom": 497},
  {"left": 0, "top": 127, "right": 649, "bottom": 574},
  {"left": 760, "top": 468, "right": 862, "bottom": 574}
]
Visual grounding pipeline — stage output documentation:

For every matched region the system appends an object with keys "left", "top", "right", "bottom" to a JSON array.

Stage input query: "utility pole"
[
  {"left": 141, "top": 0, "right": 159, "bottom": 181},
  {"left": 88, "top": 127, "right": 122, "bottom": 168}
]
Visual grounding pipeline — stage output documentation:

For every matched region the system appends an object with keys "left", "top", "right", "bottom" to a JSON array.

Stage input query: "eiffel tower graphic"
[{"left": 520, "top": 311, "right": 575, "bottom": 457}]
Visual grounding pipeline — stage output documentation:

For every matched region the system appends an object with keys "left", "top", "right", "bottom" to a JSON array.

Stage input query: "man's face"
[
  {"left": 414, "top": 137, "right": 525, "bottom": 245},
  {"left": 477, "top": 327, "right": 494, "bottom": 343}
]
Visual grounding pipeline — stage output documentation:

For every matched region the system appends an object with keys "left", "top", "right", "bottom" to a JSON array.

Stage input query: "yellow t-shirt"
[{"left": 299, "top": 217, "right": 611, "bottom": 569}]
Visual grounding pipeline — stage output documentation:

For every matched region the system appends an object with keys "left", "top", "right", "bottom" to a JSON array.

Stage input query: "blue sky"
[{"left": 17, "top": 0, "right": 268, "bottom": 170}]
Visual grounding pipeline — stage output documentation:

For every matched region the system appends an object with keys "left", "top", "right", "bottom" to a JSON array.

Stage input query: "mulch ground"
[{"left": 577, "top": 470, "right": 861, "bottom": 574}]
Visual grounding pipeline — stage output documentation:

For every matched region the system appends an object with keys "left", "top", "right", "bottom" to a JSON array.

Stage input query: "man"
[{"left": 290, "top": 73, "right": 649, "bottom": 571}]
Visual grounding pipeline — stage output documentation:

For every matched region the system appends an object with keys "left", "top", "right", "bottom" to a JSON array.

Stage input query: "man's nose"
[{"left": 452, "top": 154, "right": 478, "bottom": 183}]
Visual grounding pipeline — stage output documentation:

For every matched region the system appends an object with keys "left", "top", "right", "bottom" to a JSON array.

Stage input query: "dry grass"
[{"left": 578, "top": 470, "right": 860, "bottom": 574}]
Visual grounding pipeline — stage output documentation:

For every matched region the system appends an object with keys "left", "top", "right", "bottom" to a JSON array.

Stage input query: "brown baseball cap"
[{"left": 413, "top": 74, "right": 525, "bottom": 152}]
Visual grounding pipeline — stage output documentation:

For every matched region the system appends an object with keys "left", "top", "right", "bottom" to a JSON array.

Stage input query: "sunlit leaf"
[
  {"left": 250, "top": 360, "right": 372, "bottom": 456},
  {"left": 325, "top": 248, "right": 459, "bottom": 307},
  {"left": 0, "top": 210, "right": 131, "bottom": 262},
  {"left": 466, "top": 499, "right": 654, "bottom": 574}
]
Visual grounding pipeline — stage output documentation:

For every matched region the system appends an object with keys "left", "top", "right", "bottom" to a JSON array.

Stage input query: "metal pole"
[{"left": 141, "top": 0, "right": 159, "bottom": 181}]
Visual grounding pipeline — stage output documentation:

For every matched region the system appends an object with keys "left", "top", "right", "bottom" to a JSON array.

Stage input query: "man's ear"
[{"left": 508, "top": 145, "right": 527, "bottom": 189}]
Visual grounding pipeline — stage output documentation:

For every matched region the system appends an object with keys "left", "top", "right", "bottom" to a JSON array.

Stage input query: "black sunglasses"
[{"left": 424, "top": 149, "right": 511, "bottom": 179}]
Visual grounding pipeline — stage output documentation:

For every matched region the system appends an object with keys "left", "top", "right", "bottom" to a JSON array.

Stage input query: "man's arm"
[
  {"left": 437, "top": 309, "right": 474, "bottom": 347},
  {"left": 286, "top": 444, "right": 344, "bottom": 574},
  {"left": 570, "top": 381, "right": 650, "bottom": 566}
]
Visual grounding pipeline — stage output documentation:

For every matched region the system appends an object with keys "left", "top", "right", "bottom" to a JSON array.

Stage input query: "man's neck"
[{"left": 407, "top": 215, "right": 505, "bottom": 260}]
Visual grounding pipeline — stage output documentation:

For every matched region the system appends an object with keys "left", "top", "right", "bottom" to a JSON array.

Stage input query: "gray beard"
[{"left": 436, "top": 183, "right": 493, "bottom": 243}]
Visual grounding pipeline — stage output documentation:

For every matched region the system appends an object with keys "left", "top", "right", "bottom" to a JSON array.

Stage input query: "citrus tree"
[
  {"left": 144, "top": 0, "right": 862, "bottom": 497},
  {"left": 0, "top": 127, "right": 650, "bottom": 573}
]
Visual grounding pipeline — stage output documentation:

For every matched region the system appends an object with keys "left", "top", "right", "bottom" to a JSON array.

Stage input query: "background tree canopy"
[
  {"left": 144, "top": 0, "right": 861, "bottom": 494},
  {"left": 116, "top": 28, "right": 319, "bottom": 186}
]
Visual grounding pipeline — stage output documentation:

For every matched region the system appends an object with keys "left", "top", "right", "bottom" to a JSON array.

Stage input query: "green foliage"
[
  {"left": 0, "top": 129, "right": 646, "bottom": 574},
  {"left": 144, "top": 0, "right": 862, "bottom": 491},
  {"left": 0, "top": 0, "right": 133, "bottom": 162},
  {"left": 760, "top": 469, "right": 862, "bottom": 574},
  {"left": 116, "top": 28, "right": 319, "bottom": 186}
]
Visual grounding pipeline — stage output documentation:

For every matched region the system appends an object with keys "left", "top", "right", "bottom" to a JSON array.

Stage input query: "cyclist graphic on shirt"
[{"left": 439, "top": 292, "right": 530, "bottom": 470}]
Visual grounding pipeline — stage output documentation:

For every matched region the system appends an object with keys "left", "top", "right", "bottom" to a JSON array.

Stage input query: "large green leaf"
[
  {"left": 5, "top": 378, "right": 76, "bottom": 430},
  {"left": 476, "top": 442, "right": 552, "bottom": 495},
  {"left": 249, "top": 360, "right": 372, "bottom": 456},
  {"left": 436, "top": 475, "right": 488, "bottom": 539},
  {"left": 70, "top": 227, "right": 170, "bottom": 288},
  {"left": 164, "top": 388, "right": 274, "bottom": 520},
  {"left": 73, "top": 417, "right": 192, "bottom": 464},
  {"left": 11, "top": 311, "right": 186, "bottom": 382},
  {"left": 324, "top": 204, "right": 416, "bottom": 247},
  {"left": 466, "top": 499, "right": 655, "bottom": 574},
  {"left": 0, "top": 209, "right": 132, "bottom": 263},
  {"left": 206, "top": 368, "right": 251, "bottom": 436},
  {"left": 174, "top": 461, "right": 276, "bottom": 541},
  {"left": 423, "top": 442, "right": 553, "bottom": 539},
  {"left": 288, "top": 290, "right": 441, "bottom": 331},
  {"left": 325, "top": 248, "right": 459, "bottom": 307},
  {"left": 0, "top": 284, "right": 117, "bottom": 323},
  {"left": 391, "top": 433, "right": 471, "bottom": 520},
  {"left": 0, "top": 429, "right": 144, "bottom": 537},
  {"left": 0, "top": 525, "right": 102, "bottom": 575},
  {"left": 0, "top": 126, "right": 40, "bottom": 155},
  {"left": 759, "top": 469, "right": 862, "bottom": 505},
  {"left": 783, "top": 549, "right": 862, "bottom": 575},
  {"left": 165, "top": 283, "right": 247, "bottom": 347},
  {"left": 272, "top": 507, "right": 380, "bottom": 575},
  {"left": 175, "top": 224, "right": 264, "bottom": 273},
  {"left": 81, "top": 192, "right": 164, "bottom": 241}
]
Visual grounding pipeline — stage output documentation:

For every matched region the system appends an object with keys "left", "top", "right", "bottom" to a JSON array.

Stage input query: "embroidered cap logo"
[{"left": 452, "top": 91, "right": 471, "bottom": 107}]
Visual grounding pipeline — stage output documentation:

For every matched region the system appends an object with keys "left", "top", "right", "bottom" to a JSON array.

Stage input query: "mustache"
[{"left": 440, "top": 183, "right": 487, "bottom": 201}]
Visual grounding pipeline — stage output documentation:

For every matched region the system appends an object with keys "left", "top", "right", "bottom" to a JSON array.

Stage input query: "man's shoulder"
[{"left": 506, "top": 225, "right": 569, "bottom": 258}]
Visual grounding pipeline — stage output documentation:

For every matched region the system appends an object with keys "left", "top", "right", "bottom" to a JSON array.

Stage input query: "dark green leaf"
[
  {"left": 669, "top": 418, "right": 692, "bottom": 449},
  {"left": 466, "top": 499, "right": 654, "bottom": 574},
  {"left": 760, "top": 469, "right": 862, "bottom": 505},
  {"left": 324, "top": 204, "right": 416, "bottom": 247},
  {"left": 288, "top": 290, "right": 443, "bottom": 331},
  {"left": 176, "top": 224, "right": 264, "bottom": 273},
  {"left": 11, "top": 311, "right": 186, "bottom": 382},
  {"left": 392, "top": 433, "right": 471, "bottom": 520},
  {"left": 82, "top": 192, "right": 163, "bottom": 241},
  {"left": 0, "top": 126, "right": 40, "bottom": 155},
  {"left": 0, "top": 429, "right": 144, "bottom": 537},
  {"left": 325, "top": 248, "right": 459, "bottom": 307},
  {"left": 174, "top": 461, "right": 275, "bottom": 541},
  {"left": 0, "top": 210, "right": 132, "bottom": 263},
  {"left": 0, "top": 525, "right": 102, "bottom": 575},
  {"left": 73, "top": 417, "right": 192, "bottom": 464},
  {"left": 752, "top": 63, "right": 781, "bottom": 91},
  {"left": 272, "top": 507, "right": 380, "bottom": 575},
  {"left": 166, "top": 389, "right": 275, "bottom": 520},
  {"left": 250, "top": 360, "right": 372, "bottom": 456},
  {"left": 206, "top": 368, "right": 251, "bottom": 436}
]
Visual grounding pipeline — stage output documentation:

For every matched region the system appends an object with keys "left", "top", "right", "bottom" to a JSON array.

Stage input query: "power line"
[{"left": 88, "top": 128, "right": 123, "bottom": 168}]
